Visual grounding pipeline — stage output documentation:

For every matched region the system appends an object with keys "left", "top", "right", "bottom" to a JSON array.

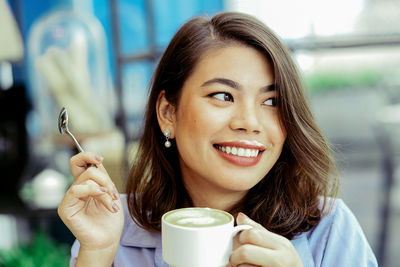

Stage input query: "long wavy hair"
[{"left": 126, "top": 12, "right": 338, "bottom": 239}]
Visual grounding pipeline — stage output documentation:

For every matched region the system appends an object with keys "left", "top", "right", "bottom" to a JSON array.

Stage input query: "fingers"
[
  {"left": 236, "top": 213, "right": 289, "bottom": 250},
  {"left": 73, "top": 180, "right": 119, "bottom": 213},
  {"left": 238, "top": 227, "right": 289, "bottom": 251},
  {"left": 229, "top": 243, "right": 300, "bottom": 267},
  {"left": 76, "top": 166, "right": 118, "bottom": 196},
  {"left": 70, "top": 152, "right": 105, "bottom": 178},
  {"left": 68, "top": 152, "right": 120, "bottom": 212},
  {"left": 231, "top": 213, "right": 303, "bottom": 267},
  {"left": 60, "top": 180, "right": 119, "bottom": 216},
  {"left": 229, "top": 244, "right": 274, "bottom": 267},
  {"left": 59, "top": 182, "right": 106, "bottom": 212},
  {"left": 236, "top": 213, "right": 264, "bottom": 230},
  {"left": 69, "top": 182, "right": 108, "bottom": 199},
  {"left": 70, "top": 152, "right": 118, "bottom": 196}
]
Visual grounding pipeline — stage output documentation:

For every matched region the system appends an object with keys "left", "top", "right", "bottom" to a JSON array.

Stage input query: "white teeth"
[
  {"left": 231, "top": 147, "right": 237, "bottom": 155},
  {"left": 217, "top": 146, "right": 259, "bottom": 158}
]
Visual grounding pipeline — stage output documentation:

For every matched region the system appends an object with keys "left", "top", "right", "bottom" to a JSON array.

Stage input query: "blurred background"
[{"left": 0, "top": 0, "right": 399, "bottom": 266}]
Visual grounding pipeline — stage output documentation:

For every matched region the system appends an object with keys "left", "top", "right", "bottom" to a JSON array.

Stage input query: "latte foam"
[{"left": 164, "top": 208, "right": 231, "bottom": 228}]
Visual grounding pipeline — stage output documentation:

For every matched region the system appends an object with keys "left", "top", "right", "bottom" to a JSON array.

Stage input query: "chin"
[{"left": 219, "top": 179, "right": 259, "bottom": 193}]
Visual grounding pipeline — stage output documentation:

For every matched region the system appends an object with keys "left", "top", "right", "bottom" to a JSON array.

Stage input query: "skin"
[
  {"left": 57, "top": 152, "right": 124, "bottom": 267},
  {"left": 158, "top": 45, "right": 302, "bottom": 266},
  {"left": 58, "top": 44, "right": 303, "bottom": 266},
  {"left": 229, "top": 213, "right": 303, "bottom": 267},
  {"left": 157, "top": 45, "right": 286, "bottom": 210}
]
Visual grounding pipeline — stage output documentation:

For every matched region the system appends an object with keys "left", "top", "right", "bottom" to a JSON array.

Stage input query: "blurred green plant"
[
  {"left": 0, "top": 230, "right": 69, "bottom": 267},
  {"left": 304, "top": 69, "right": 383, "bottom": 94}
]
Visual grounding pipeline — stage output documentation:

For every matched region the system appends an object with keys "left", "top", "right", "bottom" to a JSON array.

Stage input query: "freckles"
[
  {"left": 191, "top": 106, "right": 210, "bottom": 128},
  {"left": 192, "top": 118, "right": 199, "bottom": 128}
]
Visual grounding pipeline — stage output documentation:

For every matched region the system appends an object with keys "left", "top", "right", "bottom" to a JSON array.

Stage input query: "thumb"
[{"left": 236, "top": 212, "right": 264, "bottom": 230}]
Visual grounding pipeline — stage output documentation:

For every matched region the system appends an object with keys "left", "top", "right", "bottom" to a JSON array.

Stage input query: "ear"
[{"left": 156, "top": 90, "right": 176, "bottom": 138}]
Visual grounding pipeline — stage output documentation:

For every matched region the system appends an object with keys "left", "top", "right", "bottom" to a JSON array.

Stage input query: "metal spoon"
[
  {"left": 58, "top": 107, "right": 85, "bottom": 152},
  {"left": 58, "top": 107, "right": 97, "bottom": 168}
]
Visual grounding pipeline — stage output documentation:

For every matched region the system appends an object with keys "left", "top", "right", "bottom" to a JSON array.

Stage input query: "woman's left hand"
[{"left": 227, "top": 213, "right": 304, "bottom": 267}]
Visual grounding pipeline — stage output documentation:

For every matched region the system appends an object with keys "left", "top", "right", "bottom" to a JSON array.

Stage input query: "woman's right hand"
[{"left": 58, "top": 152, "right": 124, "bottom": 252}]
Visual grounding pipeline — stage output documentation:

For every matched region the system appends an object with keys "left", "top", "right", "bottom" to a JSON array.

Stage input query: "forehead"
[{"left": 189, "top": 44, "right": 274, "bottom": 85}]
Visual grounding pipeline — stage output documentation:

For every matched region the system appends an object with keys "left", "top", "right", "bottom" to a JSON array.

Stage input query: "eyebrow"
[{"left": 201, "top": 78, "right": 275, "bottom": 92}]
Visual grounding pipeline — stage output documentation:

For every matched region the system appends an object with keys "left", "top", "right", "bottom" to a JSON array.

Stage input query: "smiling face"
[{"left": 157, "top": 44, "right": 287, "bottom": 208}]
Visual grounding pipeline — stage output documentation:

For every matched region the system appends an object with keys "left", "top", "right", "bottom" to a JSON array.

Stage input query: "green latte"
[{"left": 164, "top": 208, "right": 232, "bottom": 228}]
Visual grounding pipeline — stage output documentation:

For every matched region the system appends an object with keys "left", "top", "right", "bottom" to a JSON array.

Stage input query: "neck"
[{"left": 183, "top": 178, "right": 247, "bottom": 211}]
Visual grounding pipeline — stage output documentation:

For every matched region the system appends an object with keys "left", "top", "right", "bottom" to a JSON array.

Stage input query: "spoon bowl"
[
  {"left": 57, "top": 107, "right": 84, "bottom": 152},
  {"left": 58, "top": 107, "right": 68, "bottom": 134}
]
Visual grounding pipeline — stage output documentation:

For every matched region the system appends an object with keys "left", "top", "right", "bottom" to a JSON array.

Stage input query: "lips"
[{"left": 213, "top": 141, "right": 266, "bottom": 167}]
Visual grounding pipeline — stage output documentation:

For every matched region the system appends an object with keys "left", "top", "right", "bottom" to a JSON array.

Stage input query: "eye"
[
  {"left": 209, "top": 92, "right": 234, "bottom": 102},
  {"left": 263, "top": 97, "right": 276, "bottom": 106}
]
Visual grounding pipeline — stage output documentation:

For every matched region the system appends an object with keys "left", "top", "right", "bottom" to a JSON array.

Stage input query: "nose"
[{"left": 229, "top": 102, "right": 262, "bottom": 134}]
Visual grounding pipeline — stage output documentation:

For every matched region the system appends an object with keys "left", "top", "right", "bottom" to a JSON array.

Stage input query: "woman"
[{"left": 58, "top": 12, "right": 377, "bottom": 267}]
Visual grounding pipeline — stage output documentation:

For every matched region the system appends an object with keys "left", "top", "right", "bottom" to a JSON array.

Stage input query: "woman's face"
[{"left": 169, "top": 45, "right": 286, "bottom": 207}]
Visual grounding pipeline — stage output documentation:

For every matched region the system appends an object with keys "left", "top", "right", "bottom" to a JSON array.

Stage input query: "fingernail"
[
  {"left": 112, "top": 202, "right": 120, "bottom": 212},
  {"left": 112, "top": 190, "right": 119, "bottom": 200},
  {"left": 95, "top": 155, "right": 104, "bottom": 162},
  {"left": 99, "top": 187, "right": 108, "bottom": 192}
]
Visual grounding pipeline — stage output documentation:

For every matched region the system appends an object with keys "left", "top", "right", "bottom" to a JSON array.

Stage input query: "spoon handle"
[
  {"left": 66, "top": 130, "right": 84, "bottom": 153},
  {"left": 66, "top": 130, "right": 97, "bottom": 168}
]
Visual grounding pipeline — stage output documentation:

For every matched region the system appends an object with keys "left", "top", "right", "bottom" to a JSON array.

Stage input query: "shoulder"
[
  {"left": 291, "top": 198, "right": 378, "bottom": 267},
  {"left": 119, "top": 194, "right": 161, "bottom": 248},
  {"left": 310, "top": 198, "right": 358, "bottom": 238}
]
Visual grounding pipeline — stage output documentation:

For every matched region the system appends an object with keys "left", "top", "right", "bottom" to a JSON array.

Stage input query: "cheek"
[
  {"left": 174, "top": 101, "right": 216, "bottom": 166},
  {"left": 175, "top": 100, "right": 209, "bottom": 141},
  {"left": 266, "top": 115, "right": 287, "bottom": 146},
  {"left": 178, "top": 105, "right": 201, "bottom": 131},
  {"left": 277, "top": 123, "right": 287, "bottom": 143},
  {"left": 177, "top": 99, "right": 226, "bottom": 133}
]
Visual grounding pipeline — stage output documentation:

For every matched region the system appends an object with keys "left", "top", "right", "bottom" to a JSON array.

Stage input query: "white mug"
[{"left": 162, "top": 207, "right": 252, "bottom": 267}]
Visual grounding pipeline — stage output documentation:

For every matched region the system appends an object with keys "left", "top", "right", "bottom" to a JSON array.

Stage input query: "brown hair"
[{"left": 126, "top": 12, "right": 338, "bottom": 239}]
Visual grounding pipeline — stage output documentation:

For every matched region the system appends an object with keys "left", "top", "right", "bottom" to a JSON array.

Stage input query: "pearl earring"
[{"left": 164, "top": 129, "right": 171, "bottom": 148}]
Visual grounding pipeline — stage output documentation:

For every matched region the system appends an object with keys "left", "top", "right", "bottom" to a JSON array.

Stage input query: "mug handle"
[{"left": 231, "top": 224, "right": 252, "bottom": 238}]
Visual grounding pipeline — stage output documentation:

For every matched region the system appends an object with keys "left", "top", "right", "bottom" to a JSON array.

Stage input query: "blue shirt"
[{"left": 70, "top": 195, "right": 378, "bottom": 267}]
